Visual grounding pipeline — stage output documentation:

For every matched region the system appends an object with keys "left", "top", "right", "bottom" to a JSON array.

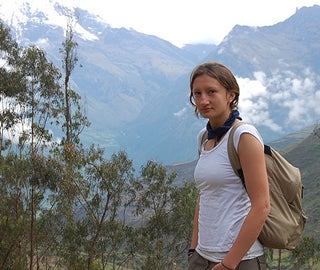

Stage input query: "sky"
[
  {"left": 58, "top": 0, "right": 320, "bottom": 47},
  {"left": 1, "top": 0, "right": 319, "bottom": 47}
]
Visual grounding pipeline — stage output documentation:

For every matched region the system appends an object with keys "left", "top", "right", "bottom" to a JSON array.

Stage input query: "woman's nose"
[{"left": 198, "top": 94, "right": 210, "bottom": 105}]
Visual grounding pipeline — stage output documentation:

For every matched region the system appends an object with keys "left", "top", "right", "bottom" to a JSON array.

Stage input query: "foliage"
[
  {"left": 59, "top": 13, "right": 90, "bottom": 145},
  {"left": 0, "top": 21, "right": 25, "bottom": 155},
  {"left": 291, "top": 235, "right": 320, "bottom": 269},
  {"left": 313, "top": 122, "right": 320, "bottom": 139},
  {"left": 130, "top": 160, "right": 198, "bottom": 269},
  {"left": 0, "top": 18, "right": 199, "bottom": 270}
]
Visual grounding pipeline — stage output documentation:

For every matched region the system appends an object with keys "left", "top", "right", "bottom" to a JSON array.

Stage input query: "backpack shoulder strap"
[
  {"left": 200, "top": 130, "right": 208, "bottom": 147},
  {"left": 227, "top": 121, "right": 246, "bottom": 181},
  {"left": 198, "top": 130, "right": 208, "bottom": 156}
]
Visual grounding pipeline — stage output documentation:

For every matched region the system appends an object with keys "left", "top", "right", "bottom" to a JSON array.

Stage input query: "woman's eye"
[
  {"left": 208, "top": 90, "right": 216, "bottom": 95},
  {"left": 193, "top": 91, "right": 201, "bottom": 97}
]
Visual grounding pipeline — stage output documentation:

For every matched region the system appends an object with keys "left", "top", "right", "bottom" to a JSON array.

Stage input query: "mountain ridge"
[{"left": 0, "top": 2, "right": 319, "bottom": 168}]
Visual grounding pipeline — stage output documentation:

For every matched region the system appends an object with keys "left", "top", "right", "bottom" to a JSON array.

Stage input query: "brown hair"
[{"left": 189, "top": 62, "right": 240, "bottom": 117}]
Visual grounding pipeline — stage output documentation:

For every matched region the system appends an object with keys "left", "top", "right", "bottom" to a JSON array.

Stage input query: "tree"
[
  {"left": 0, "top": 20, "right": 25, "bottom": 156},
  {"left": 313, "top": 122, "right": 320, "bottom": 139},
  {"left": 291, "top": 236, "right": 320, "bottom": 269},
  {"left": 0, "top": 20, "right": 64, "bottom": 269},
  {"left": 0, "top": 153, "right": 30, "bottom": 269},
  {"left": 169, "top": 180, "right": 198, "bottom": 267},
  {"left": 83, "top": 149, "right": 135, "bottom": 269},
  {"left": 131, "top": 160, "right": 198, "bottom": 270},
  {"left": 264, "top": 248, "right": 274, "bottom": 270},
  {"left": 59, "top": 13, "right": 89, "bottom": 145},
  {"left": 16, "top": 45, "right": 62, "bottom": 270},
  {"left": 51, "top": 12, "right": 91, "bottom": 268}
]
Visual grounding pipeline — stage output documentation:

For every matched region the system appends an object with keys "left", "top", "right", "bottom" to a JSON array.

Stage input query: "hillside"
[{"left": 284, "top": 128, "right": 320, "bottom": 238}]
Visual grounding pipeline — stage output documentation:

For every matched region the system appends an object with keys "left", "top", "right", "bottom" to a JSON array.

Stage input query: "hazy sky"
[
  {"left": 60, "top": 0, "right": 320, "bottom": 47},
  {"left": 1, "top": 0, "right": 319, "bottom": 47}
]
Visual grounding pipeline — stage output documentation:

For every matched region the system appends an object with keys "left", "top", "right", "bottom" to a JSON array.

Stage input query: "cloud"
[
  {"left": 283, "top": 79, "right": 319, "bottom": 123},
  {"left": 268, "top": 69, "right": 319, "bottom": 127},
  {"left": 237, "top": 74, "right": 282, "bottom": 132},
  {"left": 56, "top": 0, "right": 320, "bottom": 47},
  {"left": 237, "top": 68, "right": 320, "bottom": 133},
  {"left": 174, "top": 107, "right": 187, "bottom": 118},
  {"left": 35, "top": 37, "right": 50, "bottom": 49}
]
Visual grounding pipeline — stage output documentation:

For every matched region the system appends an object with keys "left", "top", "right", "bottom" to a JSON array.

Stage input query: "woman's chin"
[{"left": 199, "top": 111, "right": 211, "bottom": 119}]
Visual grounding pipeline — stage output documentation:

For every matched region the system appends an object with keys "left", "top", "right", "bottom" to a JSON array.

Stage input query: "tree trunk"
[{"left": 277, "top": 249, "right": 282, "bottom": 270}]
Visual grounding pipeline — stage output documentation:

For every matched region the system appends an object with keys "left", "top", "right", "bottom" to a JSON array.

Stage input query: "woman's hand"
[{"left": 213, "top": 262, "right": 234, "bottom": 270}]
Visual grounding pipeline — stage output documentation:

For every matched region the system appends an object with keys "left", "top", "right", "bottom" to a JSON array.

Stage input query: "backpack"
[
  {"left": 200, "top": 121, "right": 307, "bottom": 250},
  {"left": 228, "top": 122, "right": 307, "bottom": 250}
]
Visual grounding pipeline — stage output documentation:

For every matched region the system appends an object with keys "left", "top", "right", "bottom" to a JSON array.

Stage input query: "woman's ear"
[{"left": 228, "top": 91, "right": 236, "bottom": 103}]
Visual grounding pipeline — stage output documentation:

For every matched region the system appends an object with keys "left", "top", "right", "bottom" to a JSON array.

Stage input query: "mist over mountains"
[{"left": 1, "top": 1, "right": 319, "bottom": 168}]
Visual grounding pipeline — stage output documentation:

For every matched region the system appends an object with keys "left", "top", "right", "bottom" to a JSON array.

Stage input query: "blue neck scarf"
[{"left": 206, "top": 110, "right": 242, "bottom": 141}]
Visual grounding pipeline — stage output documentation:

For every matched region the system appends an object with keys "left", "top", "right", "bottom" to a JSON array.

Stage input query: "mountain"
[
  {"left": 0, "top": 1, "right": 319, "bottom": 168},
  {"left": 207, "top": 6, "right": 320, "bottom": 77},
  {"left": 121, "top": 5, "right": 320, "bottom": 167}
]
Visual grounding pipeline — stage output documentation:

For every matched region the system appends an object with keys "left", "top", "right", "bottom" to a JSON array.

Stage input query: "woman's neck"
[
  {"left": 209, "top": 112, "right": 232, "bottom": 128},
  {"left": 206, "top": 110, "right": 242, "bottom": 141}
]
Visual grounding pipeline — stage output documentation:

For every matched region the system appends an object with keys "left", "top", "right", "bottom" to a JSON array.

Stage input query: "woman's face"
[{"left": 192, "top": 74, "right": 235, "bottom": 125}]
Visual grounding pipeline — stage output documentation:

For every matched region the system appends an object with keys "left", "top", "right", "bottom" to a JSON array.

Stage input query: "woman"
[{"left": 188, "top": 62, "right": 270, "bottom": 270}]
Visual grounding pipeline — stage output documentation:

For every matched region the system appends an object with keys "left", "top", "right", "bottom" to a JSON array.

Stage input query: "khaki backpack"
[{"left": 227, "top": 121, "right": 307, "bottom": 250}]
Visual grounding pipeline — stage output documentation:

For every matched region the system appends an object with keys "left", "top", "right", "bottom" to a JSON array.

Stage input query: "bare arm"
[{"left": 215, "top": 133, "right": 270, "bottom": 270}]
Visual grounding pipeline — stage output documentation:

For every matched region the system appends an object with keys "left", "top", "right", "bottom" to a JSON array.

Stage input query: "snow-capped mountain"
[{"left": 0, "top": 0, "right": 107, "bottom": 42}]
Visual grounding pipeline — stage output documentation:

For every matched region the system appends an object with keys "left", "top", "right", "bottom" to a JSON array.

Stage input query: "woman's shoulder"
[
  {"left": 234, "top": 122, "right": 259, "bottom": 135},
  {"left": 233, "top": 122, "right": 264, "bottom": 148}
]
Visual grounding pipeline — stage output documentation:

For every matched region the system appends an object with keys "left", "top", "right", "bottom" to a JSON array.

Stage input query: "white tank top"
[{"left": 194, "top": 123, "right": 264, "bottom": 262}]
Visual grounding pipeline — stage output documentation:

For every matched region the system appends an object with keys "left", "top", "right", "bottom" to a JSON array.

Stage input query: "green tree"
[
  {"left": 0, "top": 154, "right": 30, "bottom": 269},
  {"left": 169, "top": 180, "right": 198, "bottom": 267},
  {"left": 83, "top": 149, "right": 135, "bottom": 269},
  {"left": 265, "top": 248, "right": 274, "bottom": 270},
  {"left": 0, "top": 20, "right": 25, "bottom": 156},
  {"left": 17, "top": 45, "right": 62, "bottom": 270},
  {"left": 313, "top": 122, "right": 320, "bottom": 139},
  {"left": 131, "top": 160, "right": 197, "bottom": 270},
  {"left": 291, "top": 235, "right": 320, "bottom": 269},
  {"left": 59, "top": 13, "right": 89, "bottom": 145},
  {"left": 51, "top": 12, "right": 90, "bottom": 268},
  {"left": 0, "top": 30, "right": 63, "bottom": 268},
  {"left": 17, "top": 45, "right": 61, "bottom": 154},
  {"left": 0, "top": 154, "right": 64, "bottom": 269}
]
